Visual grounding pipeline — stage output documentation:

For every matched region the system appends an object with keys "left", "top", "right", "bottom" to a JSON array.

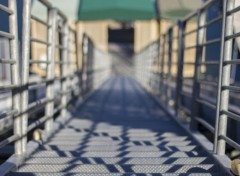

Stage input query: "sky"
[{"left": 32, "top": 0, "right": 80, "bottom": 20}]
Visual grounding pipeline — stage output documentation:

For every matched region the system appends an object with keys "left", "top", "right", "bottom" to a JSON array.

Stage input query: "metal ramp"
[{"left": 9, "top": 77, "right": 229, "bottom": 175}]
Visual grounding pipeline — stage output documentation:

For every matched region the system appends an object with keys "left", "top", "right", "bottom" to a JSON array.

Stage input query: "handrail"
[{"left": 134, "top": 0, "right": 240, "bottom": 157}]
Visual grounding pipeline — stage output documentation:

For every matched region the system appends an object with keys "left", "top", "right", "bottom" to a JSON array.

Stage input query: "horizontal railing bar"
[
  {"left": 227, "top": 5, "right": 240, "bottom": 16},
  {"left": 195, "top": 117, "right": 215, "bottom": 133},
  {"left": 28, "top": 98, "right": 52, "bottom": 111},
  {"left": 28, "top": 80, "right": 49, "bottom": 87},
  {"left": 59, "top": 89, "right": 72, "bottom": 95},
  {"left": 0, "top": 135, "right": 20, "bottom": 149},
  {"left": 180, "top": 90, "right": 192, "bottom": 98},
  {"left": 27, "top": 106, "right": 64, "bottom": 132},
  {"left": 222, "top": 110, "right": 240, "bottom": 122},
  {"left": 28, "top": 82, "right": 46, "bottom": 90},
  {"left": 197, "top": 80, "right": 218, "bottom": 86},
  {"left": 38, "top": 0, "right": 53, "bottom": 8},
  {"left": 222, "top": 85, "right": 240, "bottom": 92},
  {"left": 55, "top": 44, "right": 67, "bottom": 50},
  {"left": 26, "top": 104, "right": 63, "bottom": 133},
  {"left": 184, "top": 28, "right": 198, "bottom": 36},
  {"left": 27, "top": 116, "right": 49, "bottom": 132},
  {"left": 0, "top": 85, "right": 18, "bottom": 92},
  {"left": 0, "top": 58, "right": 16, "bottom": 64},
  {"left": 180, "top": 77, "right": 194, "bottom": 80},
  {"left": 225, "top": 32, "right": 240, "bottom": 41},
  {"left": 183, "top": 10, "right": 197, "bottom": 22},
  {"left": 31, "top": 38, "right": 50, "bottom": 45},
  {"left": 224, "top": 59, "right": 240, "bottom": 64},
  {"left": 200, "top": 16, "right": 222, "bottom": 29},
  {"left": 196, "top": 98, "right": 216, "bottom": 110},
  {"left": 31, "top": 15, "right": 49, "bottom": 27},
  {"left": 185, "top": 45, "right": 197, "bottom": 50},
  {"left": 0, "top": 4, "right": 13, "bottom": 14},
  {"left": 182, "top": 62, "right": 195, "bottom": 65},
  {"left": 220, "top": 135, "right": 240, "bottom": 150},
  {"left": 199, "top": 61, "right": 219, "bottom": 65},
  {"left": 0, "top": 31, "right": 14, "bottom": 39},
  {"left": 29, "top": 60, "right": 50, "bottom": 64},
  {"left": 55, "top": 61, "right": 68, "bottom": 64},
  {"left": 201, "top": 38, "right": 221, "bottom": 46},
  {"left": 0, "top": 109, "right": 18, "bottom": 119}
]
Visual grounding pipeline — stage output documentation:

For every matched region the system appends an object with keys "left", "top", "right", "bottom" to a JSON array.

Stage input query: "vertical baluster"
[
  {"left": 45, "top": 8, "right": 57, "bottom": 132},
  {"left": 21, "top": 0, "right": 32, "bottom": 153},
  {"left": 67, "top": 29, "right": 73, "bottom": 100},
  {"left": 175, "top": 20, "right": 186, "bottom": 116},
  {"left": 160, "top": 34, "right": 166, "bottom": 101},
  {"left": 9, "top": 0, "right": 22, "bottom": 155},
  {"left": 82, "top": 34, "right": 88, "bottom": 96},
  {"left": 74, "top": 29, "right": 81, "bottom": 96},
  {"left": 166, "top": 28, "right": 173, "bottom": 107},
  {"left": 60, "top": 21, "right": 69, "bottom": 119},
  {"left": 191, "top": 9, "right": 206, "bottom": 130}
]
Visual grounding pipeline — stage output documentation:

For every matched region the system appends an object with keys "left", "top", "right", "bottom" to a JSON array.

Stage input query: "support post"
[
  {"left": 82, "top": 34, "right": 88, "bottom": 96},
  {"left": 191, "top": 9, "right": 206, "bottom": 130},
  {"left": 175, "top": 20, "right": 186, "bottom": 116},
  {"left": 9, "top": 0, "right": 22, "bottom": 155},
  {"left": 166, "top": 28, "right": 173, "bottom": 107},
  {"left": 21, "top": 0, "right": 32, "bottom": 153},
  {"left": 60, "top": 21, "right": 69, "bottom": 118},
  {"left": 74, "top": 29, "right": 81, "bottom": 96},
  {"left": 214, "top": 0, "right": 234, "bottom": 155},
  {"left": 160, "top": 34, "right": 166, "bottom": 102},
  {"left": 45, "top": 8, "right": 57, "bottom": 132}
]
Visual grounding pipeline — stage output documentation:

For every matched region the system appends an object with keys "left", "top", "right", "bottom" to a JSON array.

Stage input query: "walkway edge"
[
  {"left": 137, "top": 82, "right": 233, "bottom": 176},
  {"left": 0, "top": 79, "right": 110, "bottom": 176}
]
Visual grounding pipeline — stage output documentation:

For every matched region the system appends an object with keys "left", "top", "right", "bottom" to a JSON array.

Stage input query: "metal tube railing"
[
  {"left": 214, "top": 0, "right": 239, "bottom": 155},
  {"left": 0, "top": 0, "right": 111, "bottom": 172},
  {"left": 9, "top": 0, "right": 22, "bottom": 156},
  {"left": 134, "top": 0, "right": 240, "bottom": 157}
]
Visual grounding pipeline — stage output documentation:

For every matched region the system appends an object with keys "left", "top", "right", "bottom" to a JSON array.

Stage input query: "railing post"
[
  {"left": 166, "top": 28, "right": 173, "bottom": 106},
  {"left": 60, "top": 21, "right": 69, "bottom": 118},
  {"left": 21, "top": 0, "right": 32, "bottom": 153},
  {"left": 190, "top": 9, "right": 206, "bottom": 130},
  {"left": 74, "top": 29, "right": 81, "bottom": 96},
  {"left": 9, "top": 0, "right": 22, "bottom": 155},
  {"left": 214, "top": 0, "right": 234, "bottom": 155},
  {"left": 160, "top": 34, "right": 166, "bottom": 101},
  {"left": 157, "top": 39, "right": 161, "bottom": 96},
  {"left": 82, "top": 34, "right": 88, "bottom": 96},
  {"left": 45, "top": 8, "right": 57, "bottom": 132},
  {"left": 175, "top": 20, "right": 186, "bottom": 116},
  {"left": 149, "top": 45, "right": 153, "bottom": 92}
]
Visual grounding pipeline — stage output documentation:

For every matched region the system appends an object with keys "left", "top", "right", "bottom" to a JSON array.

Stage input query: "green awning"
[{"left": 78, "top": 0, "right": 156, "bottom": 21}]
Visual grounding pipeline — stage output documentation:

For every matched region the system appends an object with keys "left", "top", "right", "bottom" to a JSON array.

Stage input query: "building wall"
[
  {"left": 77, "top": 21, "right": 109, "bottom": 52},
  {"left": 134, "top": 20, "right": 159, "bottom": 53}
]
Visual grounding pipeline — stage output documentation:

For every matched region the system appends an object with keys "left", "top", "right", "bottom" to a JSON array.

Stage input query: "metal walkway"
[{"left": 10, "top": 77, "right": 228, "bottom": 175}]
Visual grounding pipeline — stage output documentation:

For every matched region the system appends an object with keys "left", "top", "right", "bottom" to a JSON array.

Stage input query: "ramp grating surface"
[{"left": 10, "top": 77, "right": 230, "bottom": 175}]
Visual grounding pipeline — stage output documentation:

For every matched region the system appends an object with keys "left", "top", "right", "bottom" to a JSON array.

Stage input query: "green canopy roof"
[{"left": 78, "top": 0, "right": 156, "bottom": 21}]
